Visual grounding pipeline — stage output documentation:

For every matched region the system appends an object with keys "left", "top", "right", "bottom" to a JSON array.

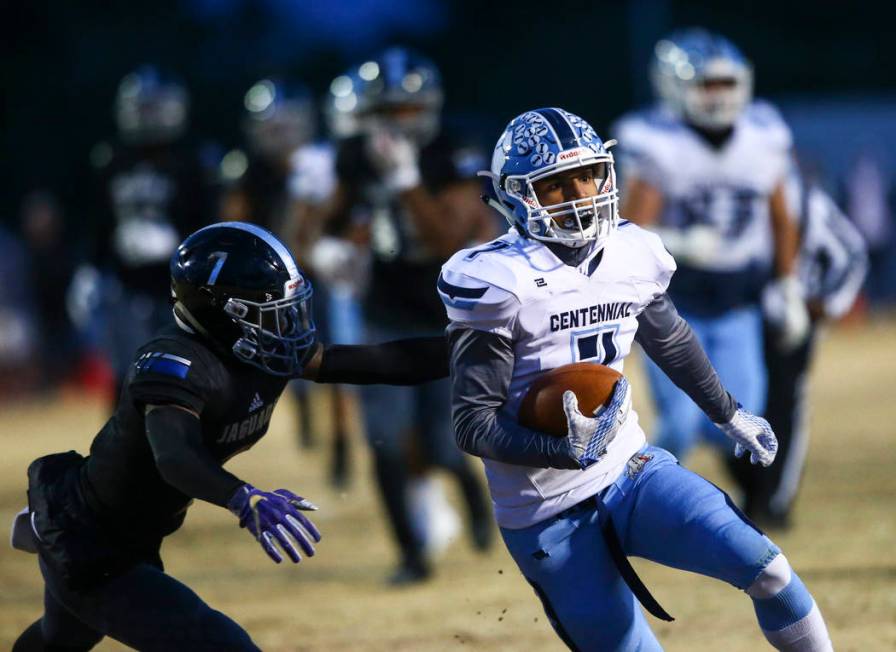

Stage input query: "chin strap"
[
  {"left": 480, "top": 194, "right": 518, "bottom": 229},
  {"left": 172, "top": 302, "right": 205, "bottom": 335}
]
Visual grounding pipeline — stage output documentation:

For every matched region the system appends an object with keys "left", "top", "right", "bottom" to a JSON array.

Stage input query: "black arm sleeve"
[
  {"left": 635, "top": 293, "right": 738, "bottom": 423},
  {"left": 449, "top": 327, "right": 579, "bottom": 469},
  {"left": 316, "top": 337, "right": 450, "bottom": 385},
  {"left": 145, "top": 406, "right": 244, "bottom": 508}
]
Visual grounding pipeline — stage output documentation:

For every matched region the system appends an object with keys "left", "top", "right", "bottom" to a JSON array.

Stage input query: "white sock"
[{"left": 763, "top": 602, "right": 833, "bottom": 652}]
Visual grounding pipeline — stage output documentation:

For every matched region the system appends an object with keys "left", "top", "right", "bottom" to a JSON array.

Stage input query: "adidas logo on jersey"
[{"left": 249, "top": 393, "right": 264, "bottom": 412}]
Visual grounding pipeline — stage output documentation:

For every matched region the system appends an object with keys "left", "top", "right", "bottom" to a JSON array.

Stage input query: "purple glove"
[{"left": 227, "top": 484, "right": 322, "bottom": 563}]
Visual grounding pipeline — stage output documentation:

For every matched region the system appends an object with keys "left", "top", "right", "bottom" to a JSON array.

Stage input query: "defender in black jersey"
[
  {"left": 83, "top": 66, "right": 213, "bottom": 394},
  {"left": 326, "top": 47, "right": 496, "bottom": 584},
  {"left": 13, "top": 222, "right": 446, "bottom": 651}
]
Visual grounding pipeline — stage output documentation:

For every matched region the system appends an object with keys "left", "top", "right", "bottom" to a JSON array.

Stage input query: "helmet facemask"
[
  {"left": 650, "top": 31, "right": 753, "bottom": 132},
  {"left": 501, "top": 154, "right": 619, "bottom": 249},
  {"left": 225, "top": 283, "right": 316, "bottom": 377},
  {"left": 681, "top": 62, "right": 753, "bottom": 130}
]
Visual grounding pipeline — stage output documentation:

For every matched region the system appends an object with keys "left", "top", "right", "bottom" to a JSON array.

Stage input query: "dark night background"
[{"left": 2, "top": 0, "right": 894, "bottom": 229}]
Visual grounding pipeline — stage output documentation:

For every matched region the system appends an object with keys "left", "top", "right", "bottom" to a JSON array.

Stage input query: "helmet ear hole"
[
  {"left": 224, "top": 299, "right": 249, "bottom": 319},
  {"left": 198, "top": 286, "right": 218, "bottom": 306}
]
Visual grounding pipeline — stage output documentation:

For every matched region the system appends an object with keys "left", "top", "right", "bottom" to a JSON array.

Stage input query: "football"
[{"left": 517, "top": 362, "right": 623, "bottom": 437}]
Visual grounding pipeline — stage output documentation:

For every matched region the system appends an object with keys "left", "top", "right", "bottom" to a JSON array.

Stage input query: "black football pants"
[
  {"left": 13, "top": 555, "right": 260, "bottom": 651},
  {"left": 727, "top": 322, "right": 817, "bottom": 523}
]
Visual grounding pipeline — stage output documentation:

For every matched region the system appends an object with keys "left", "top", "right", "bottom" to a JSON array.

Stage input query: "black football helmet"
[
  {"left": 243, "top": 78, "right": 316, "bottom": 160},
  {"left": 170, "top": 222, "right": 316, "bottom": 376},
  {"left": 326, "top": 46, "right": 443, "bottom": 144},
  {"left": 116, "top": 65, "right": 189, "bottom": 145}
]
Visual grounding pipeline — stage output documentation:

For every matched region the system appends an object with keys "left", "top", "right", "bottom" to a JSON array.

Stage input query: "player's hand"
[
  {"left": 562, "top": 378, "right": 631, "bottom": 469},
  {"left": 762, "top": 275, "right": 810, "bottom": 351},
  {"left": 364, "top": 126, "right": 421, "bottom": 193},
  {"left": 227, "top": 484, "right": 321, "bottom": 564},
  {"left": 655, "top": 226, "right": 721, "bottom": 267},
  {"left": 714, "top": 407, "right": 778, "bottom": 466}
]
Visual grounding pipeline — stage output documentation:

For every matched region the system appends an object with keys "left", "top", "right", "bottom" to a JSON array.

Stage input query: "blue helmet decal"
[{"left": 483, "top": 108, "right": 619, "bottom": 250}]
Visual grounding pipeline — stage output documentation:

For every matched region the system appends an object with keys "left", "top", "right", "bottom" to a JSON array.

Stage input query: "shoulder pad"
[
  {"left": 612, "top": 107, "right": 682, "bottom": 186},
  {"left": 128, "top": 333, "right": 213, "bottom": 413},
  {"left": 744, "top": 100, "right": 792, "bottom": 149},
  {"left": 439, "top": 232, "right": 552, "bottom": 336},
  {"left": 613, "top": 107, "right": 679, "bottom": 142},
  {"left": 607, "top": 222, "right": 676, "bottom": 307}
]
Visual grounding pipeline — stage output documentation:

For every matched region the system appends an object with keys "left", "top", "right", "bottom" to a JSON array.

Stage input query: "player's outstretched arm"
[
  {"left": 634, "top": 294, "right": 777, "bottom": 465},
  {"left": 145, "top": 405, "right": 322, "bottom": 562},
  {"left": 449, "top": 327, "right": 582, "bottom": 469},
  {"left": 303, "top": 336, "right": 450, "bottom": 385},
  {"left": 145, "top": 404, "right": 246, "bottom": 507}
]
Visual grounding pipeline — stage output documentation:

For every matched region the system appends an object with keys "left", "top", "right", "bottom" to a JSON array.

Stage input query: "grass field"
[{"left": 2, "top": 318, "right": 895, "bottom": 651}]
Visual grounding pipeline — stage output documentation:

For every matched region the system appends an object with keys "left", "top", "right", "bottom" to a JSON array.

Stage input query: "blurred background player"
[
  {"left": 218, "top": 77, "right": 355, "bottom": 487},
  {"left": 613, "top": 29, "right": 809, "bottom": 463},
  {"left": 0, "top": 219, "right": 37, "bottom": 395},
  {"left": 324, "top": 47, "right": 496, "bottom": 583},
  {"left": 728, "top": 172, "right": 868, "bottom": 528},
  {"left": 75, "top": 65, "right": 212, "bottom": 399},
  {"left": 19, "top": 191, "right": 80, "bottom": 390}
]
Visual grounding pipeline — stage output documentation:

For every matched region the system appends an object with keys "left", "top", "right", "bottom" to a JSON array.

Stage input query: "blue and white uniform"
[
  {"left": 613, "top": 101, "right": 793, "bottom": 458},
  {"left": 441, "top": 224, "right": 829, "bottom": 651},
  {"left": 441, "top": 223, "right": 672, "bottom": 528},
  {"left": 444, "top": 103, "right": 831, "bottom": 651}
]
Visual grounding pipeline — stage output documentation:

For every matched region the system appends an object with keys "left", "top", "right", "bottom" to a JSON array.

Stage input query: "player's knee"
[
  {"left": 746, "top": 552, "right": 792, "bottom": 599},
  {"left": 748, "top": 554, "right": 816, "bottom": 632}
]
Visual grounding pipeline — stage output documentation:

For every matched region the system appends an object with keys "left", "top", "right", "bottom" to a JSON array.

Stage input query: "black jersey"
[
  {"left": 230, "top": 154, "right": 295, "bottom": 236},
  {"left": 81, "top": 324, "right": 288, "bottom": 537},
  {"left": 336, "top": 129, "right": 486, "bottom": 331},
  {"left": 90, "top": 143, "right": 210, "bottom": 297}
]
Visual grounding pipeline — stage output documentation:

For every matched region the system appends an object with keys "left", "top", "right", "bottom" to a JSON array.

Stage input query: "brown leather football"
[{"left": 517, "top": 362, "right": 623, "bottom": 437}]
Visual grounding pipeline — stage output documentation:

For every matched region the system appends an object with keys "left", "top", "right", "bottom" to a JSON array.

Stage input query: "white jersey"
[
  {"left": 289, "top": 142, "right": 336, "bottom": 205},
  {"left": 440, "top": 222, "right": 676, "bottom": 528},
  {"left": 613, "top": 101, "right": 792, "bottom": 274},
  {"left": 799, "top": 186, "right": 868, "bottom": 319}
]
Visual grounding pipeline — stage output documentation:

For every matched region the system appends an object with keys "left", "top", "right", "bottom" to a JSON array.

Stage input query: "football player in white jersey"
[
  {"left": 729, "top": 173, "right": 868, "bottom": 528},
  {"left": 439, "top": 107, "right": 832, "bottom": 651},
  {"left": 612, "top": 29, "right": 809, "bottom": 462}
]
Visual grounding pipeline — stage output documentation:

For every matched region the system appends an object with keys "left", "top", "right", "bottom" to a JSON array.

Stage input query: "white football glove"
[
  {"left": 654, "top": 225, "right": 722, "bottom": 267},
  {"left": 364, "top": 126, "right": 421, "bottom": 193},
  {"left": 562, "top": 378, "right": 632, "bottom": 469},
  {"left": 714, "top": 407, "right": 778, "bottom": 467},
  {"left": 761, "top": 275, "right": 810, "bottom": 351}
]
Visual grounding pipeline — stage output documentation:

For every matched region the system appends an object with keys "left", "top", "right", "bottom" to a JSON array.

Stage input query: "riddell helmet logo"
[
  {"left": 284, "top": 278, "right": 300, "bottom": 297},
  {"left": 558, "top": 148, "right": 586, "bottom": 161}
]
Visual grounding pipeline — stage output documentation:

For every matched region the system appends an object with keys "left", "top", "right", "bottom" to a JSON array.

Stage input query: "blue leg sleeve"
[{"left": 752, "top": 572, "right": 815, "bottom": 632}]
